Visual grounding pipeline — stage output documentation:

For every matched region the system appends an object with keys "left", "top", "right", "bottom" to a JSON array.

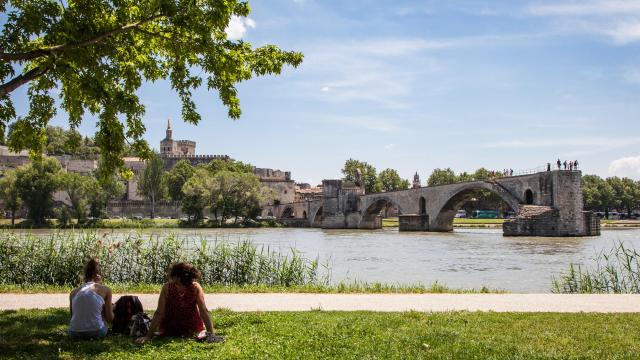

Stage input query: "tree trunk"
[
  {"left": 11, "top": 209, "right": 15, "bottom": 226},
  {"left": 151, "top": 194, "right": 155, "bottom": 219}
]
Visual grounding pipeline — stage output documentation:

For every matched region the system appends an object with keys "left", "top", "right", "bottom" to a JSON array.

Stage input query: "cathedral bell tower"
[
  {"left": 160, "top": 119, "right": 175, "bottom": 155},
  {"left": 166, "top": 119, "right": 173, "bottom": 140}
]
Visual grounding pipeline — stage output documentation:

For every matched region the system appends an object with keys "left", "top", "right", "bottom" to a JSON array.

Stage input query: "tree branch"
[
  {"left": 0, "top": 64, "right": 52, "bottom": 97},
  {"left": 0, "top": 14, "right": 164, "bottom": 62},
  {"left": 133, "top": 27, "right": 172, "bottom": 40}
]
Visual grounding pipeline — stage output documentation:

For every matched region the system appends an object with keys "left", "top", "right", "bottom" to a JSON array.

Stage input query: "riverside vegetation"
[
  {"left": 4, "top": 230, "right": 640, "bottom": 294},
  {"left": 0, "top": 231, "right": 321, "bottom": 288},
  {"left": 553, "top": 241, "right": 640, "bottom": 294},
  {"left": 0, "top": 231, "right": 494, "bottom": 294}
]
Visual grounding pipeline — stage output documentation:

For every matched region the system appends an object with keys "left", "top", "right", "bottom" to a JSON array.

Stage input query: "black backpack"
[
  {"left": 129, "top": 312, "right": 151, "bottom": 337},
  {"left": 112, "top": 296, "right": 144, "bottom": 335}
]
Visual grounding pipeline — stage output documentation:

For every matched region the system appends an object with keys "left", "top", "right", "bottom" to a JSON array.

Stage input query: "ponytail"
[{"left": 83, "top": 258, "right": 101, "bottom": 282}]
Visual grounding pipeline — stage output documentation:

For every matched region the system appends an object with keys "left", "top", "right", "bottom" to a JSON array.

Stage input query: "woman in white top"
[{"left": 68, "top": 259, "right": 113, "bottom": 339}]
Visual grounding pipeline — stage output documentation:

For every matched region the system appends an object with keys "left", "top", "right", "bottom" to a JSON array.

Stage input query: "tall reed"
[
  {"left": 0, "top": 231, "right": 325, "bottom": 287},
  {"left": 552, "top": 241, "right": 640, "bottom": 293}
]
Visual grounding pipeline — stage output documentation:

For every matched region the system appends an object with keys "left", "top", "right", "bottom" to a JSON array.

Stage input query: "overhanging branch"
[
  {"left": 0, "top": 14, "right": 164, "bottom": 62},
  {"left": 0, "top": 64, "right": 52, "bottom": 96}
]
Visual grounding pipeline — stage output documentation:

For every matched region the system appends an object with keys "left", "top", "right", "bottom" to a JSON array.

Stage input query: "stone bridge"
[{"left": 263, "top": 170, "right": 600, "bottom": 237}]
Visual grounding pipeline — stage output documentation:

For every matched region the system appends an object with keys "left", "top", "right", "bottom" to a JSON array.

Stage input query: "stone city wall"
[{"left": 106, "top": 200, "right": 183, "bottom": 218}]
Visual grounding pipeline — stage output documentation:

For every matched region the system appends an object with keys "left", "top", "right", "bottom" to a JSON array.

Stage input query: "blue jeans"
[{"left": 68, "top": 326, "right": 108, "bottom": 339}]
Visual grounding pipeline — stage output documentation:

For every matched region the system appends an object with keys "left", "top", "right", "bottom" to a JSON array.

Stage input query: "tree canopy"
[
  {"left": 427, "top": 168, "right": 458, "bottom": 187},
  {"left": 0, "top": 169, "right": 21, "bottom": 225},
  {"left": 180, "top": 159, "right": 268, "bottom": 223},
  {"left": 14, "top": 156, "right": 62, "bottom": 224},
  {"left": 582, "top": 175, "right": 640, "bottom": 217},
  {"left": 341, "top": 159, "right": 381, "bottom": 194},
  {"left": 164, "top": 159, "right": 194, "bottom": 202},
  {"left": 137, "top": 152, "right": 165, "bottom": 218},
  {"left": 1, "top": 1, "right": 303, "bottom": 177},
  {"left": 378, "top": 168, "right": 409, "bottom": 192}
]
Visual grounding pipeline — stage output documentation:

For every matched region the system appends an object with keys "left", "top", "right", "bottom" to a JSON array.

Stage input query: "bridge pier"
[{"left": 398, "top": 214, "right": 429, "bottom": 231}]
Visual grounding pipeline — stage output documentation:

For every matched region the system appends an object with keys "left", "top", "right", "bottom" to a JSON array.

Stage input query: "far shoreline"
[{"left": 0, "top": 217, "right": 638, "bottom": 230}]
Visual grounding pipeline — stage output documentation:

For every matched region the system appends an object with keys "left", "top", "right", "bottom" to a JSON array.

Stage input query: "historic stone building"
[
  {"left": 122, "top": 121, "right": 297, "bottom": 208},
  {"left": 0, "top": 146, "right": 30, "bottom": 171},
  {"left": 160, "top": 119, "right": 196, "bottom": 156}
]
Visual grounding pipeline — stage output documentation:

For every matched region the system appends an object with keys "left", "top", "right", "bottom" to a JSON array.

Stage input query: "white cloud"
[
  {"left": 384, "top": 144, "right": 396, "bottom": 150},
  {"left": 605, "top": 21, "right": 640, "bottom": 43},
  {"left": 527, "top": 1, "right": 640, "bottom": 16},
  {"left": 526, "top": 1, "right": 640, "bottom": 44},
  {"left": 608, "top": 155, "right": 640, "bottom": 179},
  {"left": 527, "top": 0, "right": 640, "bottom": 16},
  {"left": 225, "top": 16, "right": 256, "bottom": 40},
  {"left": 346, "top": 34, "right": 549, "bottom": 56},
  {"left": 298, "top": 33, "right": 544, "bottom": 110}
]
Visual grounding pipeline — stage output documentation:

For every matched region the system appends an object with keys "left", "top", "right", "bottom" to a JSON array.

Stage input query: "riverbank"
[
  {"left": 0, "top": 218, "right": 282, "bottom": 229},
  {"left": 2, "top": 309, "right": 639, "bottom": 359},
  {"left": 2, "top": 217, "right": 638, "bottom": 229}
]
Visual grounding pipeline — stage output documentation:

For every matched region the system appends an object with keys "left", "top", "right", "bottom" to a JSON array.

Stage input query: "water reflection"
[{"left": 22, "top": 227, "right": 640, "bottom": 293}]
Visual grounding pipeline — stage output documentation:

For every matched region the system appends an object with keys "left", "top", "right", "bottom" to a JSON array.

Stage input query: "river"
[{"left": 26, "top": 227, "right": 640, "bottom": 293}]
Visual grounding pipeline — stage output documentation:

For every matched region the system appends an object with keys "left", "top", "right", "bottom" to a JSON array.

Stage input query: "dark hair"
[
  {"left": 83, "top": 258, "right": 101, "bottom": 282},
  {"left": 169, "top": 262, "right": 201, "bottom": 286}
]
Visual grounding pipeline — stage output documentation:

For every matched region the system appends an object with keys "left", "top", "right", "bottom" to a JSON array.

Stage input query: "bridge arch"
[
  {"left": 310, "top": 206, "right": 323, "bottom": 227},
  {"left": 430, "top": 182, "right": 521, "bottom": 232},
  {"left": 525, "top": 189, "right": 534, "bottom": 205},
  {"left": 359, "top": 196, "right": 404, "bottom": 229},
  {"left": 281, "top": 206, "right": 294, "bottom": 219}
]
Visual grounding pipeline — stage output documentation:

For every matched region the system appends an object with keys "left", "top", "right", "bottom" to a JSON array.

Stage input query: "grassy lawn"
[
  {"left": 1, "top": 309, "right": 639, "bottom": 359},
  {"left": 453, "top": 218, "right": 505, "bottom": 224}
]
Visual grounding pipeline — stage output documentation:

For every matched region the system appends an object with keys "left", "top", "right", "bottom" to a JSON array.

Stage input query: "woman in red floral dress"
[{"left": 136, "top": 263, "right": 223, "bottom": 343}]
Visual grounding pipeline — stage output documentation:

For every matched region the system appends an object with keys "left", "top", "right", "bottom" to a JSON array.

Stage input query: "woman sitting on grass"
[
  {"left": 68, "top": 259, "right": 114, "bottom": 339},
  {"left": 135, "top": 262, "right": 222, "bottom": 344}
]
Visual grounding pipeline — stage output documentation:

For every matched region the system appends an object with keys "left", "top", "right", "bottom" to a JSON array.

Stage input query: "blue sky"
[{"left": 7, "top": 0, "right": 640, "bottom": 184}]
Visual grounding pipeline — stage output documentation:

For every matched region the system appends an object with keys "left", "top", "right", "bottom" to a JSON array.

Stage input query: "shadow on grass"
[{"left": 0, "top": 309, "right": 218, "bottom": 359}]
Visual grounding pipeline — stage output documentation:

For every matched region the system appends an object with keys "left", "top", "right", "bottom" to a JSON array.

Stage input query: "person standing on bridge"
[
  {"left": 557, "top": 159, "right": 561, "bottom": 170},
  {"left": 563, "top": 160, "right": 567, "bottom": 170},
  {"left": 547, "top": 163, "right": 551, "bottom": 171},
  {"left": 574, "top": 160, "right": 579, "bottom": 170}
]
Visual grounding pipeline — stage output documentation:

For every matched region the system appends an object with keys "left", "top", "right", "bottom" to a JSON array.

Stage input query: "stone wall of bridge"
[{"left": 267, "top": 170, "right": 598, "bottom": 237}]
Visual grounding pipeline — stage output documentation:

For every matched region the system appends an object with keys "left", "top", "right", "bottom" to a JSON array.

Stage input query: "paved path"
[{"left": 1, "top": 293, "right": 640, "bottom": 312}]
